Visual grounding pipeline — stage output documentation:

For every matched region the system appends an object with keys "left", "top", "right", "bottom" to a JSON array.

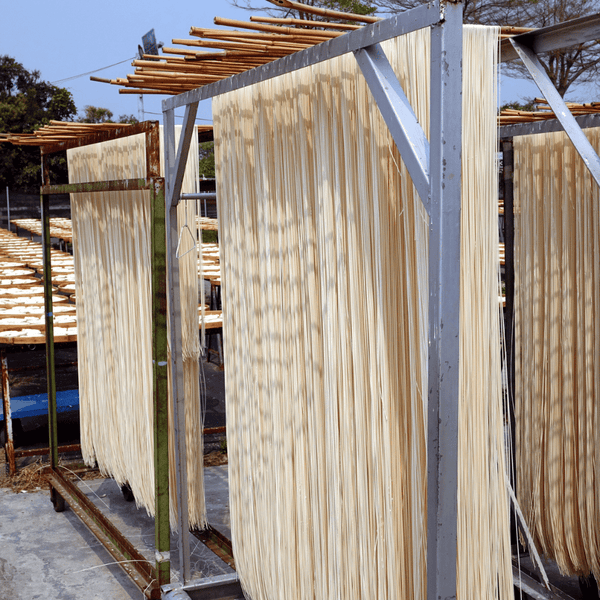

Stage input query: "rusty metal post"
[
  {"left": 147, "top": 123, "right": 171, "bottom": 589},
  {"left": 1, "top": 350, "right": 16, "bottom": 475}
]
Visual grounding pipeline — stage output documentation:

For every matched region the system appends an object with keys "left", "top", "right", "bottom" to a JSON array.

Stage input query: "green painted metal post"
[
  {"left": 41, "top": 156, "right": 58, "bottom": 469},
  {"left": 151, "top": 172, "right": 170, "bottom": 586}
]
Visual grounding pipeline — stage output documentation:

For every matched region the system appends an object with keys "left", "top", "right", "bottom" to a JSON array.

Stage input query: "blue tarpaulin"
[{"left": 0, "top": 389, "right": 79, "bottom": 420}]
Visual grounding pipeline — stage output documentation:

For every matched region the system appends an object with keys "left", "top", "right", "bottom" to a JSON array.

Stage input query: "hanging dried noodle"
[
  {"left": 213, "top": 25, "right": 511, "bottom": 600},
  {"left": 514, "top": 128, "right": 600, "bottom": 577},
  {"left": 68, "top": 127, "right": 206, "bottom": 529}
]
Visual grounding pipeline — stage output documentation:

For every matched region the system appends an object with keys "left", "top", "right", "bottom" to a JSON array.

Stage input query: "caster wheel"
[
  {"left": 579, "top": 575, "right": 599, "bottom": 600},
  {"left": 50, "top": 487, "right": 66, "bottom": 513},
  {"left": 121, "top": 483, "right": 134, "bottom": 502}
]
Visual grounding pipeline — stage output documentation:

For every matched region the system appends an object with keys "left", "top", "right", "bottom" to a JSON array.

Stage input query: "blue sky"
[{"left": 2, "top": 1, "right": 596, "bottom": 127}]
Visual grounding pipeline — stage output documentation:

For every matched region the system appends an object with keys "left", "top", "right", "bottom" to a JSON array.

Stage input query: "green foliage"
[
  {"left": 78, "top": 107, "right": 139, "bottom": 124},
  {"left": 500, "top": 98, "right": 536, "bottom": 112},
  {"left": 117, "top": 114, "right": 139, "bottom": 124},
  {"left": 78, "top": 105, "right": 114, "bottom": 123},
  {"left": 0, "top": 55, "right": 76, "bottom": 191},
  {"left": 202, "top": 229, "right": 218, "bottom": 244},
  {"left": 325, "top": 0, "right": 376, "bottom": 16},
  {"left": 199, "top": 141, "right": 215, "bottom": 178}
]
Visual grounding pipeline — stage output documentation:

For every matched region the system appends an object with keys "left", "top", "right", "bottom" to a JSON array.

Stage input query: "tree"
[
  {"left": 117, "top": 114, "right": 139, "bottom": 125},
  {"left": 231, "top": 0, "right": 376, "bottom": 21},
  {"left": 78, "top": 105, "right": 114, "bottom": 123},
  {"left": 228, "top": 0, "right": 600, "bottom": 97},
  {"left": 77, "top": 106, "right": 139, "bottom": 124},
  {"left": 0, "top": 56, "right": 76, "bottom": 191},
  {"left": 199, "top": 141, "right": 215, "bottom": 178}
]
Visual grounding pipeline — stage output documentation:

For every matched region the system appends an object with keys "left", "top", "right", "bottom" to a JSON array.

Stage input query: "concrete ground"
[{"left": 0, "top": 465, "right": 232, "bottom": 600}]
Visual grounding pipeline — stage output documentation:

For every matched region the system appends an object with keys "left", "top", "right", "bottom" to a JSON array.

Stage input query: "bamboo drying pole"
[{"left": 249, "top": 16, "right": 361, "bottom": 30}]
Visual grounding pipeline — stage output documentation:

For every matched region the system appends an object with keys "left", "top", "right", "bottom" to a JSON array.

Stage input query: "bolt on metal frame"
[
  {"left": 39, "top": 121, "right": 170, "bottom": 599},
  {"left": 163, "top": 2, "right": 464, "bottom": 599}
]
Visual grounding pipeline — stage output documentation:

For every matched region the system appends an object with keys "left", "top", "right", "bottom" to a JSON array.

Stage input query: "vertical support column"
[
  {"left": 164, "top": 107, "right": 191, "bottom": 582},
  {"left": 502, "top": 140, "right": 516, "bottom": 487},
  {"left": 427, "top": 3, "right": 463, "bottom": 600},
  {"left": 41, "top": 155, "right": 58, "bottom": 470},
  {"left": 1, "top": 350, "right": 16, "bottom": 475},
  {"left": 148, "top": 122, "right": 171, "bottom": 587}
]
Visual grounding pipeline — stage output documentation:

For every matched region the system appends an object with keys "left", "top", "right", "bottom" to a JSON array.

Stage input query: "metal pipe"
[
  {"left": 180, "top": 192, "right": 216, "bottom": 201},
  {"left": 41, "top": 156, "right": 58, "bottom": 470},
  {"left": 1, "top": 350, "right": 16, "bottom": 475},
  {"left": 162, "top": 589, "right": 193, "bottom": 600}
]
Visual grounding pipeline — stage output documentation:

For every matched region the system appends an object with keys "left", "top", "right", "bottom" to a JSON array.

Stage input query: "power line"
[
  {"left": 50, "top": 57, "right": 136, "bottom": 85},
  {"left": 144, "top": 110, "right": 213, "bottom": 123}
]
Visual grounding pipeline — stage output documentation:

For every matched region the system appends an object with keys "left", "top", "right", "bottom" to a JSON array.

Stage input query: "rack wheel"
[
  {"left": 50, "top": 487, "right": 66, "bottom": 513},
  {"left": 121, "top": 483, "right": 134, "bottom": 502},
  {"left": 579, "top": 575, "right": 599, "bottom": 600}
]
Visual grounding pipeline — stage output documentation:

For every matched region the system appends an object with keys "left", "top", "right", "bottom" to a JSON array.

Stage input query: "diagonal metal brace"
[
  {"left": 510, "top": 38, "right": 600, "bottom": 187},
  {"left": 167, "top": 102, "right": 199, "bottom": 207},
  {"left": 354, "top": 43, "right": 431, "bottom": 207}
]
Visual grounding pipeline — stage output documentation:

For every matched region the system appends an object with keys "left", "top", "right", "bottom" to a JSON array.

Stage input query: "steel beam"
[
  {"left": 427, "top": 3, "right": 463, "bottom": 600},
  {"left": 501, "top": 12, "right": 600, "bottom": 62},
  {"left": 164, "top": 108, "right": 192, "bottom": 582},
  {"left": 162, "top": 2, "right": 441, "bottom": 111},
  {"left": 510, "top": 38, "right": 600, "bottom": 187},
  {"left": 499, "top": 112, "right": 600, "bottom": 139},
  {"left": 354, "top": 43, "right": 430, "bottom": 204}
]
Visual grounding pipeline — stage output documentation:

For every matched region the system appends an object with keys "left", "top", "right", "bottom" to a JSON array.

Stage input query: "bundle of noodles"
[
  {"left": 214, "top": 25, "right": 511, "bottom": 600},
  {"left": 514, "top": 128, "right": 600, "bottom": 577},
  {"left": 68, "top": 126, "right": 206, "bottom": 529}
]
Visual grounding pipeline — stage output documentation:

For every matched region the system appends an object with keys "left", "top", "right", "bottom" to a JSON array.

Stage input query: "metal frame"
[
  {"left": 39, "top": 121, "right": 170, "bottom": 599},
  {"left": 498, "top": 14, "right": 600, "bottom": 600},
  {"left": 163, "top": 2, "right": 464, "bottom": 599}
]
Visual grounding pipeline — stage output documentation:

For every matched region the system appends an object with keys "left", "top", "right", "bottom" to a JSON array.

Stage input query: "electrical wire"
[{"left": 50, "top": 57, "right": 137, "bottom": 85}]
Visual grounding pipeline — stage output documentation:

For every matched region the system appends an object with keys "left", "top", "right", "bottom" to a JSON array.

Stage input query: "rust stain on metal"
[
  {"left": 40, "top": 121, "right": 159, "bottom": 156},
  {"left": 203, "top": 426, "right": 226, "bottom": 435},
  {"left": 14, "top": 444, "right": 81, "bottom": 459},
  {"left": 1, "top": 352, "right": 16, "bottom": 476},
  {"left": 145, "top": 124, "right": 161, "bottom": 179},
  {"left": 192, "top": 524, "right": 236, "bottom": 570}
]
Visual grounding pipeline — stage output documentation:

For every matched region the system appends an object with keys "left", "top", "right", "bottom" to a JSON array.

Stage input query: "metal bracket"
[
  {"left": 510, "top": 37, "right": 600, "bottom": 187},
  {"left": 354, "top": 43, "right": 431, "bottom": 207},
  {"left": 166, "top": 102, "right": 200, "bottom": 208}
]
